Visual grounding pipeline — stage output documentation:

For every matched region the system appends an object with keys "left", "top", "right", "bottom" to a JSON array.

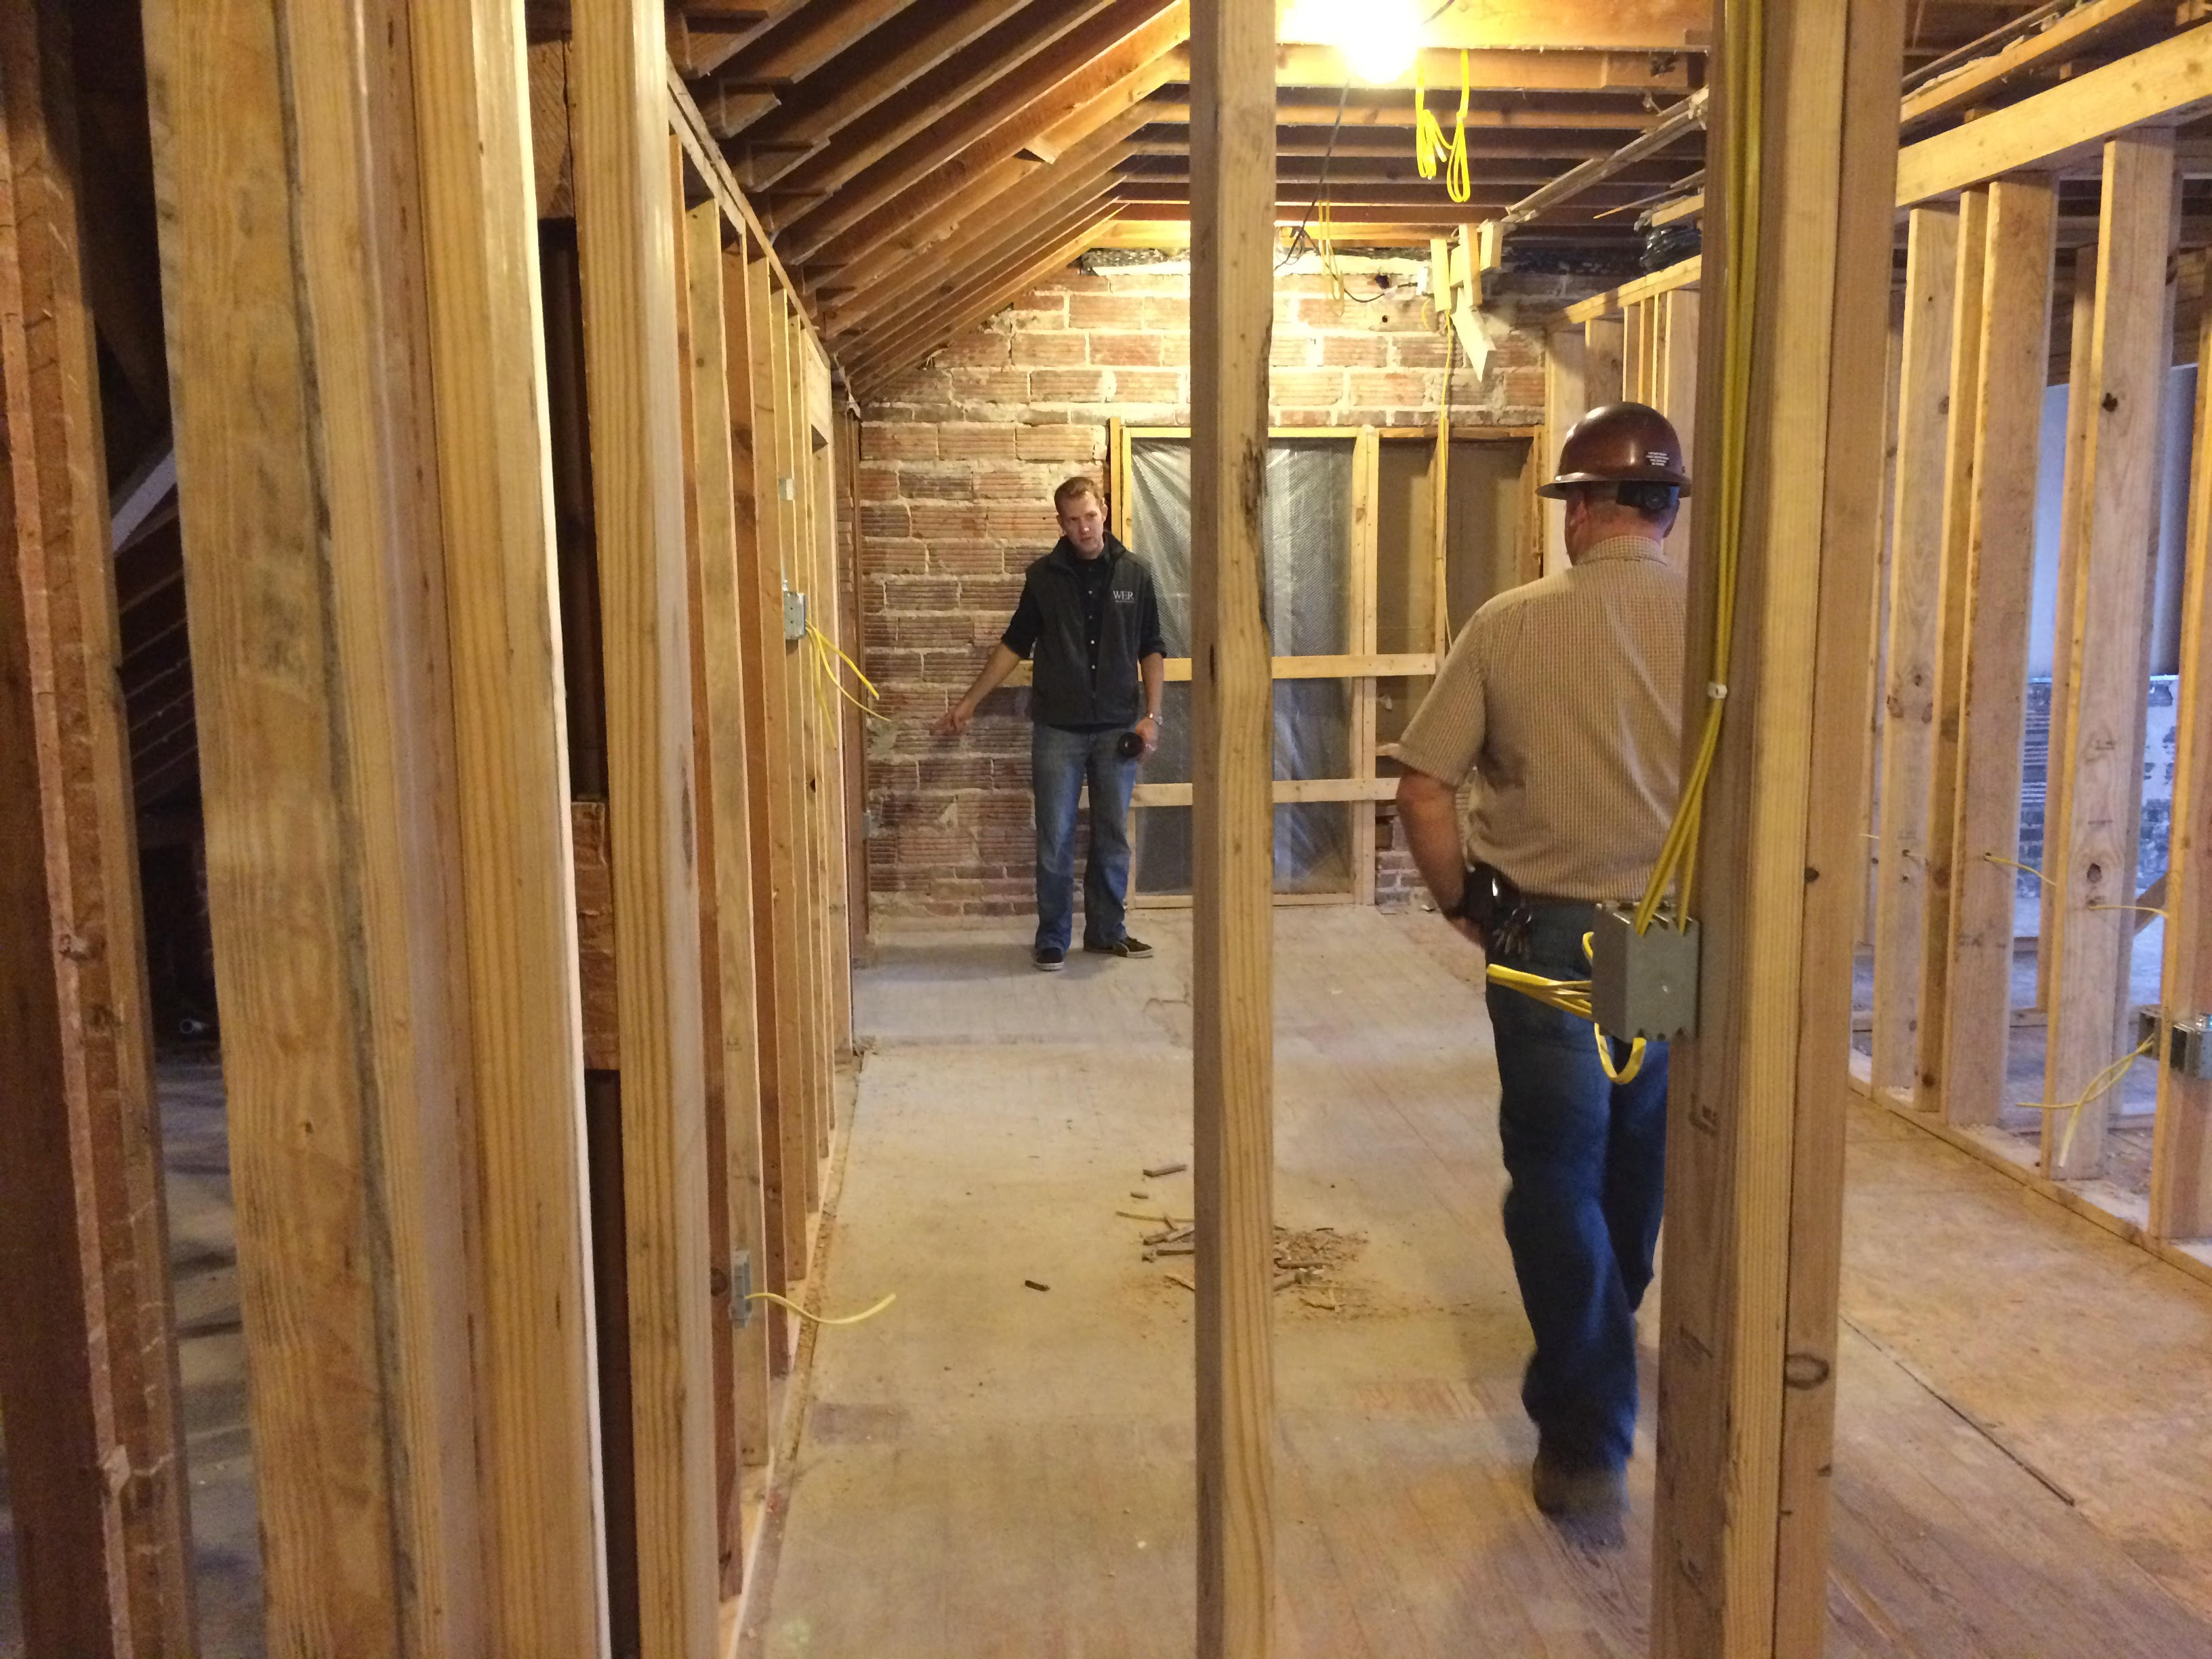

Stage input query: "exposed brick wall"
[{"left": 857, "top": 257, "right": 1595, "bottom": 920}]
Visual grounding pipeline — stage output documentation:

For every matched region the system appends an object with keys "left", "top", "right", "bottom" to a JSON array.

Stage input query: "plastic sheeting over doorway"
[{"left": 1126, "top": 437, "right": 1355, "bottom": 896}]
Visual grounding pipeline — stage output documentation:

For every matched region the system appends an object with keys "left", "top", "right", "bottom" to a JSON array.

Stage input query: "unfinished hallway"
[
  {"left": 746, "top": 909, "right": 2212, "bottom": 1656},
  {"left": 12, "top": 1, "right": 2212, "bottom": 1654}
]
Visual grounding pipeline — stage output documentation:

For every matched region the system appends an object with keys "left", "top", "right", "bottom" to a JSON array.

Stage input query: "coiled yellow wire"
[{"left": 1414, "top": 52, "right": 1469, "bottom": 202}]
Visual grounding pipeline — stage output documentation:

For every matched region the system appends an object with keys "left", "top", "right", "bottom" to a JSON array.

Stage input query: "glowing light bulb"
[{"left": 1339, "top": 0, "right": 1422, "bottom": 85}]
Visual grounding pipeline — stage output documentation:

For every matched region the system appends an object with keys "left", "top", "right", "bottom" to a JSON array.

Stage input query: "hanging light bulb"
[{"left": 1339, "top": 0, "right": 1422, "bottom": 85}]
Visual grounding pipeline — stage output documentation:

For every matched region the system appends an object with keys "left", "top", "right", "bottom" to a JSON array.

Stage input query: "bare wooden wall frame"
[
  {"left": 1104, "top": 421, "right": 1535, "bottom": 908},
  {"left": 1851, "top": 23, "right": 2212, "bottom": 1294}
]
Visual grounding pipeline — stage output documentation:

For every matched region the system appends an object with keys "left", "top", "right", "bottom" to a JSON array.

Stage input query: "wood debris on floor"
[{"left": 1127, "top": 1212, "right": 1366, "bottom": 1313}]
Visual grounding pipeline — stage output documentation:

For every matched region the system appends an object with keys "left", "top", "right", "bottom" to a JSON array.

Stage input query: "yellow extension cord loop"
[
  {"left": 1595, "top": 1025, "right": 1647, "bottom": 1086},
  {"left": 1414, "top": 56, "right": 1444, "bottom": 180},
  {"left": 1479, "top": 937, "right": 1647, "bottom": 1086},
  {"left": 1446, "top": 52, "right": 1471, "bottom": 205},
  {"left": 745, "top": 1289, "right": 898, "bottom": 1327}
]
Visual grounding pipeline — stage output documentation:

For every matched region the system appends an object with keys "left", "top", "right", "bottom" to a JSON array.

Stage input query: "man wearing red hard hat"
[{"left": 1394, "top": 403, "right": 1689, "bottom": 1522}]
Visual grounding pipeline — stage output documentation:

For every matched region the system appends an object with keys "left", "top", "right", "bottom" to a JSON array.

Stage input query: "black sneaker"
[
  {"left": 1033, "top": 946, "right": 1066, "bottom": 972},
  {"left": 1084, "top": 935, "right": 1153, "bottom": 959}
]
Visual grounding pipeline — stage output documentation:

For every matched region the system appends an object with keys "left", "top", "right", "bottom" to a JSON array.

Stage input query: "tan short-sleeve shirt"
[{"left": 1397, "top": 535, "right": 1685, "bottom": 901}]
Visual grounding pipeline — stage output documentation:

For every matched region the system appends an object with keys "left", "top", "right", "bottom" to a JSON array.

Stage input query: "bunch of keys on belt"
[{"left": 1456, "top": 863, "right": 1534, "bottom": 958}]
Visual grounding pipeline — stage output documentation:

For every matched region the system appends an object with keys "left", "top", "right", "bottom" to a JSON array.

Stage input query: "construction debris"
[
  {"left": 1121, "top": 1210, "right": 1365, "bottom": 1311},
  {"left": 1142, "top": 1160, "right": 1188, "bottom": 1179}
]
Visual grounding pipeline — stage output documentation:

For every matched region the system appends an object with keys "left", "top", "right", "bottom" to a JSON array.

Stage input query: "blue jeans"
[
  {"left": 1484, "top": 901, "right": 1669, "bottom": 1471},
  {"left": 1031, "top": 723, "right": 1137, "bottom": 954}
]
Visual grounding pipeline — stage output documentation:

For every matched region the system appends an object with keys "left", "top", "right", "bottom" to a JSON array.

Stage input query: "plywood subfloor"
[{"left": 745, "top": 907, "right": 2212, "bottom": 1658}]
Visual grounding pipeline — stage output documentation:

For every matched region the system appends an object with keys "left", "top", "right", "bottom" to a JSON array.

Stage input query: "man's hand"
[
  {"left": 935, "top": 701, "right": 975, "bottom": 739},
  {"left": 1448, "top": 914, "right": 1486, "bottom": 952},
  {"left": 1134, "top": 714, "right": 1160, "bottom": 756}
]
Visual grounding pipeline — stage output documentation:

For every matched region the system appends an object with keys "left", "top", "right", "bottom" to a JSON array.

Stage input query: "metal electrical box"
[
  {"left": 1589, "top": 904, "right": 1700, "bottom": 1042},
  {"left": 783, "top": 589, "right": 808, "bottom": 642},
  {"left": 2137, "top": 1007, "right": 2212, "bottom": 1080}
]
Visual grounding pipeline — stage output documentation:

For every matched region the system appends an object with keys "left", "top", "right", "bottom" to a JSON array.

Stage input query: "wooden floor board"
[{"left": 742, "top": 909, "right": 2212, "bottom": 1657}]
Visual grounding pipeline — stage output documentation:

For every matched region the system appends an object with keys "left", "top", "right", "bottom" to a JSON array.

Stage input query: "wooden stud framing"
[
  {"left": 2151, "top": 258, "right": 2212, "bottom": 1241},
  {"left": 1936, "top": 177, "right": 2058, "bottom": 1130},
  {"left": 1585, "top": 315, "right": 1626, "bottom": 408},
  {"left": 1894, "top": 26, "right": 2212, "bottom": 207},
  {"left": 1652, "top": 1, "right": 1903, "bottom": 1653},
  {"left": 1659, "top": 289, "right": 1700, "bottom": 567},
  {"left": 1189, "top": 0, "right": 1275, "bottom": 1649},
  {"left": 411, "top": 0, "right": 611, "bottom": 1644},
  {"left": 1914, "top": 186, "right": 1989, "bottom": 1111},
  {"left": 144, "top": 0, "right": 573, "bottom": 1643},
  {"left": 1622, "top": 300, "right": 1647, "bottom": 406},
  {"left": 0, "top": 1, "right": 194, "bottom": 1647},
  {"left": 572, "top": 0, "right": 720, "bottom": 1647},
  {"left": 734, "top": 246, "right": 815, "bottom": 1356},
  {"left": 2043, "top": 131, "right": 2178, "bottom": 1181},
  {"left": 676, "top": 182, "right": 775, "bottom": 1582},
  {"left": 2043, "top": 242, "right": 2100, "bottom": 1010},
  {"left": 1542, "top": 326, "right": 1586, "bottom": 576},
  {"left": 1351, "top": 426, "right": 1379, "bottom": 905},
  {"left": 1871, "top": 204, "right": 1960, "bottom": 1103},
  {"left": 769, "top": 288, "right": 828, "bottom": 1212}
]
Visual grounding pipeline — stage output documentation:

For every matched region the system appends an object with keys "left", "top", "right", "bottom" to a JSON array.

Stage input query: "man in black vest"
[{"left": 937, "top": 476, "right": 1166, "bottom": 970}]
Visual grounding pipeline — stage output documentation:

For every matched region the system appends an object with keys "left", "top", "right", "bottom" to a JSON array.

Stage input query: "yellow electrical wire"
[
  {"left": 1414, "top": 55, "right": 1446, "bottom": 181},
  {"left": 806, "top": 618, "right": 888, "bottom": 724},
  {"left": 2024, "top": 1037, "right": 2154, "bottom": 1166},
  {"left": 745, "top": 1289, "right": 898, "bottom": 1326},
  {"left": 1445, "top": 52, "right": 1471, "bottom": 205},
  {"left": 1628, "top": 0, "right": 1763, "bottom": 939},
  {"left": 1481, "top": 935, "right": 1648, "bottom": 1084},
  {"left": 1984, "top": 851, "right": 2051, "bottom": 887},
  {"left": 1477, "top": 3, "right": 1766, "bottom": 1061}
]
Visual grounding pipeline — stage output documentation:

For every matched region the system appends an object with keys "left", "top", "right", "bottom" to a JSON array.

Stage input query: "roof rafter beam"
[
  {"left": 732, "top": 0, "right": 1035, "bottom": 171},
  {"left": 854, "top": 206, "right": 1124, "bottom": 386},
  {"left": 710, "top": 0, "right": 924, "bottom": 88},
  {"left": 771, "top": 0, "right": 1187, "bottom": 261},
  {"left": 753, "top": 0, "right": 1125, "bottom": 206},
  {"left": 1273, "top": 44, "right": 1692, "bottom": 91}
]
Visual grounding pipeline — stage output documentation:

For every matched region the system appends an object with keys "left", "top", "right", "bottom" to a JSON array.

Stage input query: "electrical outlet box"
[
  {"left": 778, "top": 474, "right": 796, "bottom": 501},
  {"left": 731, "top": 1250, "right": 752, "bottom": 1328},
  {"left": 2138, "top": 1007, "right": 2212, "bottom": 1080},
  {"left": 1589, "top": 904, "right": 1700, "bottom": 1042},
  {"left": 783, "top": 590, "right": 808, "bottom": 642}
]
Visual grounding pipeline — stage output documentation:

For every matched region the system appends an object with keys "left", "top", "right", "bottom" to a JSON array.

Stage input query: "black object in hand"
[{"left": 1115, "top": 729, "right": 1145, "bottom": 760}]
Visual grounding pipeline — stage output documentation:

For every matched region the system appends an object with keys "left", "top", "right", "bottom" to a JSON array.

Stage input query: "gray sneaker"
[{"left": 1033, "top": 946, "right": 1066, "bottom": 972}]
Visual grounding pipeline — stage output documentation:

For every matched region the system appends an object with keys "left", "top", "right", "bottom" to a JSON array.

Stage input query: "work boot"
[
  {"left": 1084, "top": 934, "right": 1153, "bottom": 959},
  {"left": 1531, "top": 1450, "right": 1626, "bottom": 1519},
  {"left": 1033, "top": 946, "right": 1066, "bottom": 972}
]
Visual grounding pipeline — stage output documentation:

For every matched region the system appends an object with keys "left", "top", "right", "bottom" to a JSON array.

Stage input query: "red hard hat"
[{"left": 1538, "top": 401, "right": 1692, "bottom": 497}]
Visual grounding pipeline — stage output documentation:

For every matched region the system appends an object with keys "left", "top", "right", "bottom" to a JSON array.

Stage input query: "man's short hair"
[
  {"left": 1054, "top": 476, "right": 1103, "bottom": 514},
  {"left": 1572, "top": 480, "right": 1678, "bottom": 523}
]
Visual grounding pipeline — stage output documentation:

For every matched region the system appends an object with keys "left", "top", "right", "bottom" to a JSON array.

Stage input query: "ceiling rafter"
[
  {"left": 772, "top": 0, "right": 1188, "bottom": 260},
  {"left": 843, "top": 182, "right": 1126, "bottom": 365},
  {"left": 730, "top": 0, "right": 1037, "bottom": 173},
  {"left": 698, "top": 0, "right": 909, "bottom": 85},
  {"left": 817, "top": 101, "right": 1161, "bottom": 303},
  {"left": 853, "top": 204, "right": 1127, "bottom": 387},
  {"left": 746, "top": 0, "right": 1126, "bottom": 196},
  {"left": 825, "top": 144, "right": 1138, "bottom": 337}
]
